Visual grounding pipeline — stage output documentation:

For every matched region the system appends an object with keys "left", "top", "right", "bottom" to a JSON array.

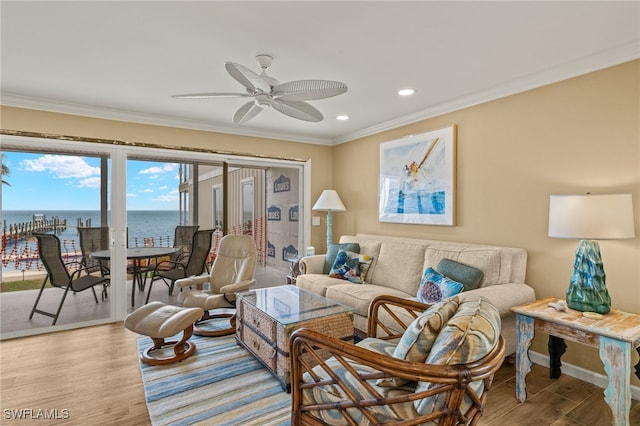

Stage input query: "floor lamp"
[
  {"left": 548, "top": 193, "right": 635, "bottom": 314},
  {"left": 312, "top": 190, "right": 346, "bottom": 249}
]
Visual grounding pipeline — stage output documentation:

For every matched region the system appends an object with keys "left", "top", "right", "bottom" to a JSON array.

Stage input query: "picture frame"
[{"left": 379, "top": 125, "right": 456, "bottom": 226}]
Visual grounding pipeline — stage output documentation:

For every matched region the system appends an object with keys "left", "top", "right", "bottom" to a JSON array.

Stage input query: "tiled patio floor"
[{"left": 0, "top": 265, "right": 288, "bottom": 335}]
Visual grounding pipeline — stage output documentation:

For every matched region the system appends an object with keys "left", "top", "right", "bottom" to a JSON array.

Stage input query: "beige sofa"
[{"left": 297, "top": 234, "right": 536, "bottom": 355}]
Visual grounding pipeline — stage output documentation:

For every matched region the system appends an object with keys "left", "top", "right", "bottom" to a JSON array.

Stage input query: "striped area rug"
[{"left": 137, "top": 332, "right": 292, "bottom": 426}]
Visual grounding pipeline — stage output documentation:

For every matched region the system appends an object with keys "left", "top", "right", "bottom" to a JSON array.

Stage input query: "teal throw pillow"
[
  {"left": 323, "top": 243, "right": 360, "bottom": 274},
  {"left": 328, "top": 250, "right": 373, "bottom": 284},
  {"left": 417, "top": 267, "right": 464, "bottom": 304},
  {"left": 436, "top": 258, "right": 484, "bottom": 291}
]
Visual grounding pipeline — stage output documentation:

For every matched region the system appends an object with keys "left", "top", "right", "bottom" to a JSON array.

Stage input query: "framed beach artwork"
[{"left": 379, "top": 125, "right": 456, "bottom": 226}]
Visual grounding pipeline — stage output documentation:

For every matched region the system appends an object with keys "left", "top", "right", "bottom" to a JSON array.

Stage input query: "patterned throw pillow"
[
  {"left": 414, "top": 299, "right": 501, "bottom": 415},
  {"left": 377, "top": 297, "right": 459, "bottom": 388},
  {"left": 417, "top": 267, "right": 464, "bottom": 304},
  {"left": 323, "top": 243, "right": 360, "bottom": 274},
  {"left": 329, "top": 250, "right": 373, "bottom": 284}
]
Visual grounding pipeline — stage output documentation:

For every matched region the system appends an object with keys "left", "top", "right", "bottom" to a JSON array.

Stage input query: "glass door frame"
[{"left": 1, "top": 134, "right": 311, "bottom": 339}]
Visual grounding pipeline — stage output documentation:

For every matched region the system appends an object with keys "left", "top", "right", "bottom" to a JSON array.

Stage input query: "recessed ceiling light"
[
  {"left": 398, "top": 88, "right": 415, "bottom": 96},
  {"left": 336, "top": 115, "right": 349, "bottom": 121}
]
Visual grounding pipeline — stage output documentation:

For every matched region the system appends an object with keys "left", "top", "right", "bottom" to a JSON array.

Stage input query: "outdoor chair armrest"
[
  {"left": 66, "top": 262, "right": 105, "bottom": 280},
  {"left": 153, "top": 260, "right": 186, "bottom": 274},
  {"left": 367, "top": 295, "right": 431, "bottom": 340}
]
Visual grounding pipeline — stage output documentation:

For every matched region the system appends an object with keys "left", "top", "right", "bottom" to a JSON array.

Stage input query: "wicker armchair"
[{"left": 290, "top": 295, "right": 506, "bottom": 426}]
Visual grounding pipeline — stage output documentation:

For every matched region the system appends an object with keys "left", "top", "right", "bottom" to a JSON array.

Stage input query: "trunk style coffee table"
[{"left": 236, "top": 285, "right": 354, "bottom": 392}]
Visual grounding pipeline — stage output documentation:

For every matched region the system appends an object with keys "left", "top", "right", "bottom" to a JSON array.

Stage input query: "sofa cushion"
[
  {"left": 417, "top": 267, "right": 464, "bottom": 304},
  {"left": 436, "top": 258, "right": 484, "bottom": 291},
  {"left": 329, "top": 250, "right": 374, "bottom": 284},
  {"left": 377, "top": 297, "right": 459, "bottom": 387},
  {"left": 326, "top": 284, "right": 413, "bottom": 318},
  {"left": 297, "top": 274, "right": 345, "bottom": 297},
  {"left": 368, "top": 242, "right": 426, "bottom": 295},
  {"left": 324, "top": 243, "right": 360, "bottom": 274},
  {"left": 424, "top": 247, "right": 501, "bottom": 286},
  {"left": 414, "top": 299, "right": 501, "bottom": 415}
]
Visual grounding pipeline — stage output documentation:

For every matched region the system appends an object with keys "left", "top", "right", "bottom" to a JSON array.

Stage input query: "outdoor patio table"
[{"left": 92, "top": 247, "right": 176, "bottom": 306}]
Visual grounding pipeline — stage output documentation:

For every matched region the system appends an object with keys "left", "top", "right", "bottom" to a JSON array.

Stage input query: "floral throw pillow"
[
  {"left": 329, "top": 250, "right": 373, "bottom": 284},
  {"left": 417, "top": 267, "right": 464, "bottom": 304}
]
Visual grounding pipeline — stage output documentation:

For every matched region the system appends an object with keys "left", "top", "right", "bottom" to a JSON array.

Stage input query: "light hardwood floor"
[{"left": 1, "top": 322, "right": 638, "bottom": 425}]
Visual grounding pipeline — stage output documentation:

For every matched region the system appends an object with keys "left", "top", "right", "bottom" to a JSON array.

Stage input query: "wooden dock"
[{"left": 3, "top": 214, "right": 68, "bottom": 239}]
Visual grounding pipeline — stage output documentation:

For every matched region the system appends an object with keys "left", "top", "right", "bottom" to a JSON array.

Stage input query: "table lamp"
[
  {"left": 548, "top": 193, "right": 635, "bottom": 314},
  {"left": 312, "top": 190, "right": 346, "bottom": 249}
]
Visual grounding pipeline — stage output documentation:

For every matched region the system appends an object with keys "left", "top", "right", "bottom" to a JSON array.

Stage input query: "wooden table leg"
[
  {"left": 599, "top": 336, "right": 631, "bottom": 426},
  {"left": 548, "top": 335, "right": 567, "bottom": 379},
  {"left": 516, "top": 314, "right": 534, "bottom": 402}
]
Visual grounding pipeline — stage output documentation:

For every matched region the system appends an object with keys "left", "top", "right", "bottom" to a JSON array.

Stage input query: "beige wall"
[
  {"left": 1, "top": 59, "right": 638, "bottom": 384},
  {"left": 332, "top": 60, "right": 640, "bottom": 383}
]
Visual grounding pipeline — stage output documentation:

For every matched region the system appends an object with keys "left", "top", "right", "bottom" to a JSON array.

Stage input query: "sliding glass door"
[
  {"left": 1, "top": 135, "right": 310, "bottom": 339},
  {"left": 0, "top": 136, "right": 122, "bottom": 338}
]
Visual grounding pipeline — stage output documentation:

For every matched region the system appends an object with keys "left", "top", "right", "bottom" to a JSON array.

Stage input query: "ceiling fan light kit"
[{"left": 172, "top": 54, "right": 348, "bottom": 124}]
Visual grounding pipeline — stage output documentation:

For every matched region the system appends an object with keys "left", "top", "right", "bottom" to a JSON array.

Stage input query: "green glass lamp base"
[{"left": 566, "top": 240, "right": 611, "bottom": 314}]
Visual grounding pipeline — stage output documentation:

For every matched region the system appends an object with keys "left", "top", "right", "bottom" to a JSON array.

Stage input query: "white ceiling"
[{"left": 1, "top": 1, "right": 639, "bottom": 145}]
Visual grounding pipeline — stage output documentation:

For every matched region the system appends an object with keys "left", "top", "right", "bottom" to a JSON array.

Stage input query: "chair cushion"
[
  {"left": 328, "top": 250, "right": 374, "bottom": 284},
  {"left": 324, "top": 243, "right": 360, "bottom": 274},
  {"left": 177, "top": 290, "right": 232, "bottom": 310},
  {"left": 124, "top": 301, "right": 204, "bottom": 338},
  {"left": 302, "top": 355, "right": 417, "bottom": 425},
  {"left": 414, "top": 298, "right": 501, "bottom": 415},
  {"left": 416, "top": 267, "right": 463, "bottom": 304},
  {"left": 436, "top": 258, "right": 484, "bottom": 291},
  {"left": 377, "top": 297, "right": 459, "bottom": 388}
]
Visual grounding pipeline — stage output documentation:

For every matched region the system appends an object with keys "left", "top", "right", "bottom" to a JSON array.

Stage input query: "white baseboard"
[{"left": 529, "top": 350, "right": 640, "bottom": 401}]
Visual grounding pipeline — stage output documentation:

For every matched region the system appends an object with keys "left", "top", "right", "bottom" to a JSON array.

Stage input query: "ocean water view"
[{"left": 2, "top": 210, "right": 181, "bottom": 272}]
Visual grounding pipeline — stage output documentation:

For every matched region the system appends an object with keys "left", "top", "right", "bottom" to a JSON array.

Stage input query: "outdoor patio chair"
[
  {"left": 170, "top": 225, "right": 200, "bottom": 264},
  {"left": 175, "top": 234, "right": 256, "bottom": 336},
  {"left": 145, "top": 229, "right": 214, "bottom": 303},
  {"left": 136, "top": 226, "right": 200, "bottom": 286},
  {"left": 78, "top": 226, "right": 111, "bottom": 299},
  {"left": 30, "top": 232, "right": 110, "bottom": 325}
]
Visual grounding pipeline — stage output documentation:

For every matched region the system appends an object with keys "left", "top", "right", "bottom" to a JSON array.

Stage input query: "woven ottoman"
[{"left": 125, "top": 301, "right": 204, "bottom": 365}]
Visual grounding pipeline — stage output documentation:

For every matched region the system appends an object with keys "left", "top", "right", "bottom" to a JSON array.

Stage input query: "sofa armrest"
[
  {"left": 367, "top": 295, "right": 431, "bottom": 340},
  {"left": 299, "top": 254, "right": 326, "bottom": 274},
  {"left": 457, "top": 283, "right": 536, "bottom": 317}
]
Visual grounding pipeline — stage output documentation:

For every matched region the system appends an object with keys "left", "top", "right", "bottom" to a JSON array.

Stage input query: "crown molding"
[
  {"left": 333, "top": 40, "right": 640, "bottom": 145},
  {"left": 0, "top": 94, "right": 334, "bottom": 146}
]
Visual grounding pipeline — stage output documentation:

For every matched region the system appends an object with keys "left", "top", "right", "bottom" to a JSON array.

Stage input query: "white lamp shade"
[
  {"left": 312, "top": 190, "right": 346, "bottom": 212},
  {"left": 548, "top": 193, "right": 635, "bottom": 239}
]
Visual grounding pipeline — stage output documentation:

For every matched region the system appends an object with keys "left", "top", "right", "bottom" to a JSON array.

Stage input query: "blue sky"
[{"left": 2, "top": 152, "right": 180, "bottom": 210}]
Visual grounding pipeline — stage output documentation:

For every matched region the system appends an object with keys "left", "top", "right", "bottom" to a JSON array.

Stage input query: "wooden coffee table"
[{"left": 236, "top": 285, "right": 354, "bottom": 392}]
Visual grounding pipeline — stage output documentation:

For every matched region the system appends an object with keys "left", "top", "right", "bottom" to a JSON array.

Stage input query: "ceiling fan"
[{"left": 172, "top": 54, "right": 348, "bottom": 124}]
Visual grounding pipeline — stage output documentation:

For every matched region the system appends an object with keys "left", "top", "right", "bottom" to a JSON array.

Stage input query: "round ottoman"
[{"left": 125, "top": 301, "right": 204, "bottom": 365}]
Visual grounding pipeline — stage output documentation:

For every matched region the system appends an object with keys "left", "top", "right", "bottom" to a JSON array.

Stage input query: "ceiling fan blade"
[
  {"left": 274, "top": 80, "right": 348, "bottom": 101},
  {"left": 225, "top": 62, "right": 271, "bottom": 94},
  {"left": 273, "top": 99, "right": 323, "bottom": 122},
  {"left": 171, "top": 92, "right": 250, "bottom": 99},
  {"left": 233, "top": 101, "right": 263, "bottom": 124}
]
